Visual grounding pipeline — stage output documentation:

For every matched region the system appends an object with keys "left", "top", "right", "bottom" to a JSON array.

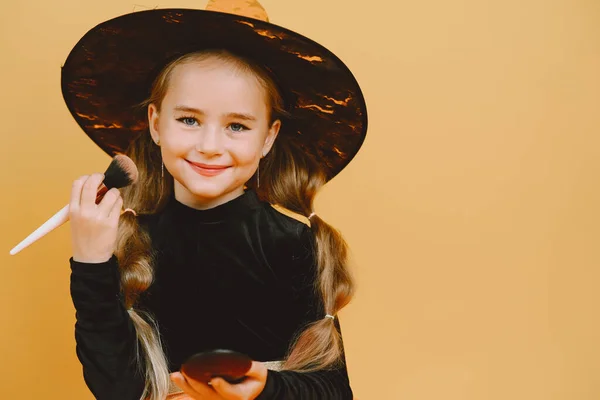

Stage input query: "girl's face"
[{"left": 148, "top": 58, "right": 280, "bottom": 209}]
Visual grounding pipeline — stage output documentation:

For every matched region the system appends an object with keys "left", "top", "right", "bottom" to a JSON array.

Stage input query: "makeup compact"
[{"left": 181, "top": 349, "right": 253, "bottom": 384}]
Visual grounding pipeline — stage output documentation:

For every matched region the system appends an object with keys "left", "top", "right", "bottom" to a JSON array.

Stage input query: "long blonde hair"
[{"left": 116, "top": 49, "right": 354, "bottom": 400}]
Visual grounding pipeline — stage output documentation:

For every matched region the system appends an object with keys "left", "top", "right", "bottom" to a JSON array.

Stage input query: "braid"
[{"left": 257, "top": 136, "right": 355, "bottom": 371}]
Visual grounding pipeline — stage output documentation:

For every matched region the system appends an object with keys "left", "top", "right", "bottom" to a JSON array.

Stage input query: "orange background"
[{"left": 1, "top": 0, "right": 600, "bottom": 399}]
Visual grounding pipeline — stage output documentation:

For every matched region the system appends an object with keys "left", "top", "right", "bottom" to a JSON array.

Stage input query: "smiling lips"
[{"left": 186, "top": 160, "right": 229, "bottom": 177}]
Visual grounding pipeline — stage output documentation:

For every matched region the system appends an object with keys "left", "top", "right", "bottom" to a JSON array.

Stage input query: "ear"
[
  {"left": 262, "top": 119, "right": 281, "bottom": 157},
  {"left": 148, "top": 103, "right": 161, "bottom": 144}
]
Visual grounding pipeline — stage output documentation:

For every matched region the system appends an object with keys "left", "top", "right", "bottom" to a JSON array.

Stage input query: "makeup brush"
[{"left": 9, "top": 155, "right": 139, "bottom": 256}]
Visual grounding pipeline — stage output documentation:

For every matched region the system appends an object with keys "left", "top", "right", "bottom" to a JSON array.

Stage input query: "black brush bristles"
[{"left": 103, "top": 155, "right": 139, "bottom": 189}]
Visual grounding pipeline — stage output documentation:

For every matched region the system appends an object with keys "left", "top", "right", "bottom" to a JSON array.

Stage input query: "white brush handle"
[{"left": 9, "top": 204, "right": 70, "bottom": 256}]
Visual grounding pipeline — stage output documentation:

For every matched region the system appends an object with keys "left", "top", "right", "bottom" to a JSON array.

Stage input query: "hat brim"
[{"left": 61, "top": 9, "right": 368, "bottom": 180}]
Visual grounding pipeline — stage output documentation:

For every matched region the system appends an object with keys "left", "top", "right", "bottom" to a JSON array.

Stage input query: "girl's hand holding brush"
[
  {"left": 69, "top": 173, "right": 123, "bottom": 264},
  {"left": 9, "top": 155, "right": 139, "bottom": 256}
]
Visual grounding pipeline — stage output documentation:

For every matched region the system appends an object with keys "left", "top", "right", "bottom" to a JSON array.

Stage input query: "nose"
[{"left": 194, "top": 124, "right": 224, "bottom": 155}]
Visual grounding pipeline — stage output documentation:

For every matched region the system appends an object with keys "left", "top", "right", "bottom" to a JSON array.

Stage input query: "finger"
[
  {"left": 80, "top": 173, "right": 105, "bottom": 211},
  {"left": 171, "top": 372, "right": 197, "bottom": 394},
  {"left": 172, "top": 372, "right": 221, "bottom": 399},
  {"left": 170, "top": 372, "right": 192, "bottom": 394},
  {"left": 245, "top": 361, "right": 268, "bottom": 380},
  {"left": 69, "top": 175, "right": 89, "bottom": 213},
  {"left": 98, "top": 187, "right": 120, "bottom": 217},
  {"left": 179, "top": 370, "right": 220, "bottom": 397},
  {"left": 212, "top": 362, "right": 268, "bottom": 400},
  {"left": 210, "top": 378, "right": 240, "bottom": 399},
  {"left": 211, "top": 376, "right": 266, "bottom": 400},
  {"left": 107, "top": 194, "right": 123, "bottom": 221}
]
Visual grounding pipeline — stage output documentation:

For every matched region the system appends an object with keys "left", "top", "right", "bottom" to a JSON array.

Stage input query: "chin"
[
  {"left": 187, "top": 183, "right": 229, "bottom": 199},
  {"left": 184, "top": 179, "right": 245, "bottom": 200}
]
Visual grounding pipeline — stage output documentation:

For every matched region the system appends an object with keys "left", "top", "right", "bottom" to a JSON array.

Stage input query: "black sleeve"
[
  {"left": 70, "top": 255, "right": 145, "bottom": 400},
  {"left": 256, "top": 319, "right": 353, "bottom": 400}
]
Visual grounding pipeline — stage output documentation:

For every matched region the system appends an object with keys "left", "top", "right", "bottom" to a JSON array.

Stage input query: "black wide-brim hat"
[{"left": 61, "top": 2, "right": 368, "bottom": 181}]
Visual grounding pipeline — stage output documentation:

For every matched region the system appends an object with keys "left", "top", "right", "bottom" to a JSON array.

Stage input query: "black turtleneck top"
[{"left": 69, "top": 190, "right": 353, "bottom": 399}]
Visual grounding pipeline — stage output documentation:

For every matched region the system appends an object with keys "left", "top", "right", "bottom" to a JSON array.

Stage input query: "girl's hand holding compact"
[{"left": 170, "top": 361, "right": 268, "bottom": 400}]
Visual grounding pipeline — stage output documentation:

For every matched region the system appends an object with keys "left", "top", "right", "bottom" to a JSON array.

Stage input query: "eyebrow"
[{"left": 173, "top": 105, "right": 257, "bottom": 121}]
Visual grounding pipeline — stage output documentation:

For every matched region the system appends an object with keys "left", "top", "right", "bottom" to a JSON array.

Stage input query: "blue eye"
[
  {"left": 177, "top": 117, "right": 198, "bottom": 126},
  {"left": 229, "top": 123, "right": 248, "bottom": 132}
]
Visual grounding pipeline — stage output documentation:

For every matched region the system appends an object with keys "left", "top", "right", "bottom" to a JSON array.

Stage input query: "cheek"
[
  {"left": 229, "top": 128, "right": 270, "bottom": 165},
  {"left": 229, "top": 141, "right": 261, "bottom": 167},
  {"left": 160, "top": 124, "right": 191, "bottom": 155}
]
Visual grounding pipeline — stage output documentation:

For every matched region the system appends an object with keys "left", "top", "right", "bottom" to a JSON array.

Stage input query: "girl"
[{"left": 64, "top": 2, "right": 367, "bottom": 399}]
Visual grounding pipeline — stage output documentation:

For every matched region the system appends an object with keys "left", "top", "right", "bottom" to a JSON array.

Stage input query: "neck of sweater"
[{"left": 166, "top": 189, "right": 261, "bottom": 224}]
